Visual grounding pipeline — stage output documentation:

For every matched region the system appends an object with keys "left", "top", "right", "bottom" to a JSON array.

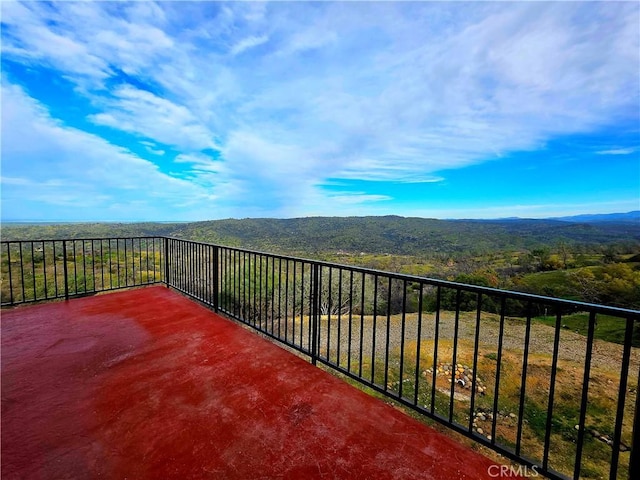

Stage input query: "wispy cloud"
[
  {"left": 230, "top": 35, "right": 269, "bottom": 56},
  {"left": 140, "top": 141, "right": 165, "bottom": 156},
  {"left": 596, "top": 148, "right": 637, "bottom": 155},
  {"left": 325, "top": 193, "right": 392, "bottom": 205},
  {"left": 88, "top": 85, "right": 219, "bottom": 151},
  {"left": 1, "top": 82, "right": 219, "bottom": 220},
  {"left": 1, "top": 1, "right": 638, "bottom": 220}
]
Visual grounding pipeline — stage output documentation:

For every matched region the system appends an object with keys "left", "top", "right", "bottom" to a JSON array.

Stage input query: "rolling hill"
[{"left": 3, "top": 214, "right": 639, "bottom": 256}]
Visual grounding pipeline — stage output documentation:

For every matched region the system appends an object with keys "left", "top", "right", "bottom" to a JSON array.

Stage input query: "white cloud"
[
  {"left": 230, "top": 35, "right": 269, "bottom": 56},
  {"left": 325, "top": 193, "right": 392, "bottom": 205},
  {"left": 1, "top": 82, "right": 221, "bottom": 220},
  {"left": 1, "top": 1, "right": 178, "bottom": 86},
  {"left": 174, "top": 153, "right": 226, "bottom": 176},
  {"left": 139, "top": 141, "right": 165, "bottom": 156},
  {"left": 596, "top": 148, "right": 637, "bottom": 155},
  {"left": 1, "top": 1, "right": 638, "bottom": 219},
  {"left": 1, "top": 3, "right": 110, "bottom": 82},
  {"left": 88, "top": 85, "right": 219, "bottom": 151},
  {"left": 217, "top": 1, "right": 639, "bottom": 193}
]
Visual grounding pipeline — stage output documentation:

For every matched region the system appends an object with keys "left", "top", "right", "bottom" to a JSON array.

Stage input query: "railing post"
[
  {"left": 311, "top": 263, "right": 320, "bottom": 365},
  {"left": 6, "top": 243, "right": 14, "bottom": 305},
  {"left": 62, "top": 240, "right": 69, "bottom": 300},
  {"left": 631, "top": 356, "right": 640, "bottom": 480},
  {"left": 213, "top": 246, "right": 219, "bottom": 312},
  {"left": 164, "top": 237, "right": 170, "bottom": 287}
]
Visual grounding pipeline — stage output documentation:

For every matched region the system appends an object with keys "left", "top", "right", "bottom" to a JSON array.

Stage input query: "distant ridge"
[
  {"left": 3, "top": 211, "right": 638, "bottom": 224},
  {"left": 450, "top": 211, "right": 640, "bottom": 223},
  {"left": 551, "top": 210, "right": 639, "bottom": 223},
  {"left": 4, "top": 213, "right": 639, "bottom": 256}
]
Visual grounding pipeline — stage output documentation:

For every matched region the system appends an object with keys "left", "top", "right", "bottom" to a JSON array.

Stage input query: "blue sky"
[{"left": 1, "top": 1, "right": 639, "bottom": 222}]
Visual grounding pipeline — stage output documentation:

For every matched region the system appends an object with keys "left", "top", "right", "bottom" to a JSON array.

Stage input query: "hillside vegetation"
[
  {"left": 3, "top": 215, "right": 639, "bottom": 310},
  {"left": 3, "top": 216, "right": 639, "bottom": 255}
]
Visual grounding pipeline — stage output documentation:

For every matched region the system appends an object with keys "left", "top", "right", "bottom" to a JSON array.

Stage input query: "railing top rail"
[
  {"left": 166, "top": 237, "right": 640, "bottom": 318},
  {"left": 0, "top": 236, "right": 163, "bottom": 243}
]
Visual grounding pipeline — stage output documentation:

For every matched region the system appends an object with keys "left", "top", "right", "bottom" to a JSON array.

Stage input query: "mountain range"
[{"left": 550, "top": 210, "right": 639, "bottom": 223}]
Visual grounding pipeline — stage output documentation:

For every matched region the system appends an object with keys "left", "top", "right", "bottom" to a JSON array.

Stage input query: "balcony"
[{"left": 1, "top": 237, "right": 639, "bottom": 479}]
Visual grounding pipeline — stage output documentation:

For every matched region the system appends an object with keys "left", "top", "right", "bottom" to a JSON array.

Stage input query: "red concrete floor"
[{"left": 2, "top": 286, "right": 509, "bottom": 479}]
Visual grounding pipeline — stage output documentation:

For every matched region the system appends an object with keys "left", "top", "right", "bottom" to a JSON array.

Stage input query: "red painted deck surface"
[{"left": 2, "top": 286, "right": 507, "bottom": 479}]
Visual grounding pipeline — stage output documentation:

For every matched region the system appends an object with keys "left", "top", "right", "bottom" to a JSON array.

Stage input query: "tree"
[
  {"left": 556, "top": 241, "right": 572, "bottom": 269},
  {"left": 568, "top": 264, "right": 640, "bottom": 309},
  {"left": 438, "top": 272, "right": 500, "bottom": 312},
  {"left": 530, "top": 247, "right": 552, "bottom": 271},
  {"left": 568, "top": 269, "right": 601, "bottom": 304}
]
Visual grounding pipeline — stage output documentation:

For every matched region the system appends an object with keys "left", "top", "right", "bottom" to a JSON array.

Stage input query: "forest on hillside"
[{"left": 2, "top": 215, "right": 639, "bottom": 309}]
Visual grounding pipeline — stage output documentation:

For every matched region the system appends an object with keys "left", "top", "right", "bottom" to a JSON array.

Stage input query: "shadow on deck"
[{"left": 2, "top": 286, "right": 510, "bottom": 479}]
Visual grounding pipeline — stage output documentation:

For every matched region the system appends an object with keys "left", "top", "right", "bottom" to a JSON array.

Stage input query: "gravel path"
[{"left": 261, "top": 312, "right": 639, "bottom": 377}]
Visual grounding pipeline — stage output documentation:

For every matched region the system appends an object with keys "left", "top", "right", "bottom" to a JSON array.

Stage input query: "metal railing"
[
  {"left": 0, "top": 237, "right": 165, "bottom": 304},
  {"left": 2, "top": 236, "right": 639, "bottom": 480}
]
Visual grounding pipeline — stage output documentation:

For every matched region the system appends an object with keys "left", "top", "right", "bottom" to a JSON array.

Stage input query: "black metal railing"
[
  {"left": 0, "top": 237, "right": 165, "bottom": 304},
  {"left": 2, "top": 236, "right": 639, "bottom": 480}
]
